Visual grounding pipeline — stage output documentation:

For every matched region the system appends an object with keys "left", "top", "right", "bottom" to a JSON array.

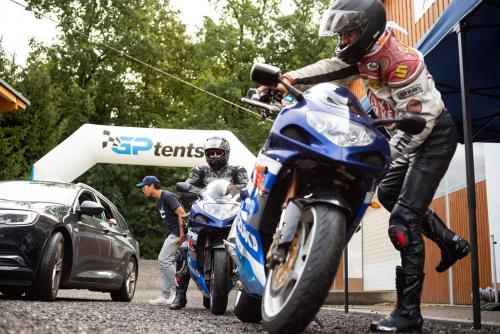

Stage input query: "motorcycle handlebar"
[{"left": 240, "top": 97, "right": 282, "bottom": 113}]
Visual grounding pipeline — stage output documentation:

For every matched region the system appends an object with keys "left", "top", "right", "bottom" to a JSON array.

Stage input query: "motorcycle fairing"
[{"left": 187, "top": 255, "right": 210, "bottom": 297}]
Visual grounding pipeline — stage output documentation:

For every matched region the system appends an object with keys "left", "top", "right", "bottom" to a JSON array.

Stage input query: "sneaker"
[
  {"left": 166, "top": 292, "right": 176, "bottom": 304},
  {"left": 149, "top": 295, "right": 170, "bottom": 305}
]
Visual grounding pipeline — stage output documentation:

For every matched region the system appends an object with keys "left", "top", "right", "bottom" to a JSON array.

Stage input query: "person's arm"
[
  {"left": 285, "top": 57, "right": 360, "bottom": 91},
  {"left": 174, "top": 206, "right": 186, "bottom": 245},
  {"left": 185, "top": 166, "right": 204, "bottom": 188},
  {"left": 387, "top": 58, "right": 444, "bottom": 160},
  {"left": 232, "top": 166, "right": 249, "bottom": 190}
]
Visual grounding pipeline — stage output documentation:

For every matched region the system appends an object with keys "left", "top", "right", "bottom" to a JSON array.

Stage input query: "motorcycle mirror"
[
  {"left": 250, "top": 63, "right": 281, "bottom": 88},
  {"left": 395, "top": 113, "right": 426, "bottom": 135},
  {"left": 176, "top": 182, "right": 191, "bottom": 193}
]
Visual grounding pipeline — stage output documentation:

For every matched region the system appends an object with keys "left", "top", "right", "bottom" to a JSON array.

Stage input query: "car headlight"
[
  {"left": 306, "top": 111, "right": 375, "bottom": 147},
  {"left": 203, "top": 204, "right": 240, "bottom": 221},
  {"left": 0, "top": 209, "right": 39, "bottom": 225}
]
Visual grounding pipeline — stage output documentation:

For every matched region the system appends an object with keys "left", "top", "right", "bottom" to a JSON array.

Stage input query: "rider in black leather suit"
[{"left": 169, "top": 136, "right": 249, "bottom": 310}]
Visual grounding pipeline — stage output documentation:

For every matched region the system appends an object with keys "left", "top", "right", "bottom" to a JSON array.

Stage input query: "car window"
[
  {"left": 113, "top": 209, "right": 128, "bottom": 232},
  {"left": 97, "top": 196, "right": 120, "bottom": 229}
]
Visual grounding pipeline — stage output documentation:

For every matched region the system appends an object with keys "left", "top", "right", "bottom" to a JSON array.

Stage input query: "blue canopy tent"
[{"left": 360, "top": 0, "right": 500, "bottom": 329}]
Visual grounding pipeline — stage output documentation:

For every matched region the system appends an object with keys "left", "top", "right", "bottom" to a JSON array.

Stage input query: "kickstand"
[{"left": 314, "top": 316, "right": 324, "bottom": 329}]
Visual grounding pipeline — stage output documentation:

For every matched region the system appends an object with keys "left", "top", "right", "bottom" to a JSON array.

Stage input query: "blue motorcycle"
[
  {"left": 176, "top": 179, "right": 240, "bottom": 315},
  {"left": 226, "top": 64, "right": 425, "bottom": 333}
]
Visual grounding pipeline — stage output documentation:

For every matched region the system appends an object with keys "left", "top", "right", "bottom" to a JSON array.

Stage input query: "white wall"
[
  {"left": 347, "top": 228, "right": 363, "bottom": 278},
  {"left": 485, "top": 143, "right": 500, "bottom": 284},
  {"left": 362, "top": 205, "right": 400, "bottom": 291}
]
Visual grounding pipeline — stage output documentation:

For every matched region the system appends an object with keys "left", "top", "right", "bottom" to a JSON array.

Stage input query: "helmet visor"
[{"left": 319, "top": 9, "right": 368, "bottom": 37}]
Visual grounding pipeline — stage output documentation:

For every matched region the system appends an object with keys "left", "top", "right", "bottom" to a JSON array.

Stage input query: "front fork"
[{"left": 266, "top": 170, "right": 301, "bottom": 269}]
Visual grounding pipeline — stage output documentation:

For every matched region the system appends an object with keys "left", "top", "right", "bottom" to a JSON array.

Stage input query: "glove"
[{"left": 246, "top": 87, "right": 271, "bottom": 102}]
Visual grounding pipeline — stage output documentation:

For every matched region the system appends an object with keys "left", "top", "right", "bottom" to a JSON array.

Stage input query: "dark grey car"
[{"left": 0, "top": 181, "right": 139, "bottom": 301}]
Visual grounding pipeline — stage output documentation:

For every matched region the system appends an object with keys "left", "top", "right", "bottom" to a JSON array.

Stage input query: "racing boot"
[
  {"left": 169, "top": 271, "right": 189, "bottom": 310},
  {"left": 370, "top": 266, "right": 424, "bottom": 332},
  {"left": 421, "top": 210, "right": 470, "bottom": 272}
]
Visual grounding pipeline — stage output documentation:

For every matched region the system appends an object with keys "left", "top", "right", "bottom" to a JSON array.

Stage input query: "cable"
[{"left": 8, "top": 0, "right": 272, "bottom": 122}]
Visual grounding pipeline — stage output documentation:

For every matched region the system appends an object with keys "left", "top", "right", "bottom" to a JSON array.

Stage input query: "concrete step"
[{"left": 325, "top": 290, "right": 396, "bottom": 305}]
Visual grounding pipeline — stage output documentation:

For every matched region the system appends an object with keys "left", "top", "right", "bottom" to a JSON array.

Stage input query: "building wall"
[
  {"left": 449, "top": 181, "right": 492, "bottom": 304},
  {"left": 485, "top": 143, "right": 500, "bottom": 285}
]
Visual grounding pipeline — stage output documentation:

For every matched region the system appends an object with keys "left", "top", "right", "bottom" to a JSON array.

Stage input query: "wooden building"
[{"left": 0, "top": 78, "right": 30, "bottom": 113}]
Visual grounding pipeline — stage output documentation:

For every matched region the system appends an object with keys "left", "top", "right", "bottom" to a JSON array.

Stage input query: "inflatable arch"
[{"left": 30, "top": 124, "right": 257, "bottom": 183}]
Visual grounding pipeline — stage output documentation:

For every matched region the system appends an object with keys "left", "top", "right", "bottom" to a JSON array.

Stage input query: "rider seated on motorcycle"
[
  {"left": 255, "top": 0, "right": 470, "bottom": 331},
  {"left": 169, "top": 136, "right": 249, "bottom": 310}
]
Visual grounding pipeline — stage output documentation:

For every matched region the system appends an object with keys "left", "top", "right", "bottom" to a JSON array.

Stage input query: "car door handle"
[{"left": 103, "top": 228, "right": 110, "bottom": 234}]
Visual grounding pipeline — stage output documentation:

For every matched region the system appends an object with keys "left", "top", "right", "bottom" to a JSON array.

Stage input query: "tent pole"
[
  {"left": 344, "top": 246, "right": 349, "bottom": 313},
  {"left": 457, "top": 20, "right": 481, "bottom": 330}
]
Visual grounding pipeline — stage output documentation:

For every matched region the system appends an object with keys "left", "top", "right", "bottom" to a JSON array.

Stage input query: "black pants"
[{"left": 378, "top": 110, "right": 458, "bottom": 275}]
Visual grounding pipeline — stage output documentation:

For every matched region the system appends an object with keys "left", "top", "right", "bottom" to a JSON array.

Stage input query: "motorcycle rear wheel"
[{"left": 262, "top": 204, "right": 346, "bottom": 334}]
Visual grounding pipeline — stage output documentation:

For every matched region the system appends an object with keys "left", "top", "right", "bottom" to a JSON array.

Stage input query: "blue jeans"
[{"left": 158, "top": 234, "right": 178, "bottom": 298}]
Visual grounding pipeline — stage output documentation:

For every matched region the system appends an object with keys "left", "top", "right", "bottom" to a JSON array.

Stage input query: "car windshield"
[{"left": 0, "top": 181, "right": 78, "bottom": 205}]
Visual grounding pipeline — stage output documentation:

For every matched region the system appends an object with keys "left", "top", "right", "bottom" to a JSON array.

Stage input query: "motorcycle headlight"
[
  {"left": 203, "top": 204, "right": 240, "bottom": 221},
  {"left": 0, "top": 209, "right": 39, "bottom": 225},
  {"left": 306, "top": 111, "right": 375, "bottom": 147}
]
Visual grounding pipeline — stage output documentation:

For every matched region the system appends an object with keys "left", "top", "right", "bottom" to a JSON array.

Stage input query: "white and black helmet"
[
  {"left": 204, "top": 136, "right": 230, "bottom": 170},
  {"left": 319, "top": 0, "right": 387, "bottom": 64}
]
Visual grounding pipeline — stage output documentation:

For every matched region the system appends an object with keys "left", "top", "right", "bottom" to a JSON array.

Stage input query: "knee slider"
[
  {"left": 388, "top": 204, "right": 422, "bottom": 251},
  {"left": 388, "top": 222, "right": 408, "bottom": 251}
]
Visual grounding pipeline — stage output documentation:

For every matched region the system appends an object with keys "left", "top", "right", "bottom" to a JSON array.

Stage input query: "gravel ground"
[{"left": 1, "top": 288, "right": 500, "bottom": 333}]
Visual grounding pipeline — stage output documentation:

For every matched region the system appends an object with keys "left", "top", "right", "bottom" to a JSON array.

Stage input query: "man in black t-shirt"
[{"left": 136, "top": 175, "right": 186, "bottom": 305}]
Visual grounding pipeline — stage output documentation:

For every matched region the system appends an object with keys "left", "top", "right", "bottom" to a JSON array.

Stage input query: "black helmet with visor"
[
  {"left": 319, "top": 0, "right": 386, "bottom": 64},
  {"left": 204, "top": 136, "right": 230, "bottom": 171}
]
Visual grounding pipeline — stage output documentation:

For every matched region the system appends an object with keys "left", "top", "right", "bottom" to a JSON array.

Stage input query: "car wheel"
[
  {"left": 110, "top": 257, "right": 137, "bottom": 302},
  {"left": 0, "top": 286, "right": 26, "bottom": 298},
  {"left": 30, "top": 232, "right": 65, "bottom": 301}
]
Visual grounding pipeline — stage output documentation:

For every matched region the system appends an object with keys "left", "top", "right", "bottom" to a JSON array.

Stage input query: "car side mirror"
[
  {"left": 396, "top": 113, "right": 426, "bottom": 135},
  {"left": 250, "top": 63, "right": 281, "bottom": 88},
  {"left": 79, "top": 200, "right": 104, "bottom": 216}
]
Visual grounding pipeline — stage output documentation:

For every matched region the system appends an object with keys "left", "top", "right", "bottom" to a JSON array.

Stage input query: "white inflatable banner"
[{"left": 31, "top": 124, "right": 256, "bottom": 182}]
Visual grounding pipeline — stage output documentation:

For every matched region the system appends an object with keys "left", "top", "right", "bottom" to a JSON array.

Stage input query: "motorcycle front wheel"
[
  {"left": 262, "top": 204, "right": 346, "bottom": 334},
  {"left": 209, "top": 249, "right": 230, "bottom": 315}
]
